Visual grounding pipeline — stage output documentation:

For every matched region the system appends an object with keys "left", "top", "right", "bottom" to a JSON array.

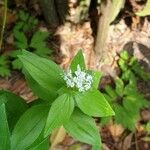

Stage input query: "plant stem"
[{"left": 0, "top": 0, "right": 7, "bottom": 52}]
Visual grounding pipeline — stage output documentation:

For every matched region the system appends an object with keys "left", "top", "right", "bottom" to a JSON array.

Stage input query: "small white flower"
[
  {"left": 63, "top": 65, "right": 93, "bottom": 92},
  {"left": 86, "top": 75, "right": 93, "bottom": 81}
]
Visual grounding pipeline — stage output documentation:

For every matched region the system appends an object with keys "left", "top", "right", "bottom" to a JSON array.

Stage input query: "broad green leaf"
[
  {"left": 92, "top": 71, "right": 102, "bottom": 89},
  {"left": 103, "top": 93, "right": 114, "bottom": 103},
  {"left": 28, "top": 138, "right": 49, "bottom": 150},
  {"left": 0, "top": 104, "right": 10, "bottom": 150},
  {"left": 70, "top": 50, "right": 85, "bottom": 72},
  {"left": 23, "top": 68, "right": 57, "bottom": 101},
  {"left": 0, "top": 90, "right": 28, "bottom": 131},
  {"left": 11, "top": 104, "right": 49, "bottom": 150},
  {"left": 115, "top": 77, "right": 124, "bottom": 96},
  {"left": 136, "top": 0, "right": 150, "bottom": 16},
  {"left": 28, "top": 99, "right": 48, "bottom": 107},
  {"left": 28, "top": 132, "right": 49, "bottom": 150},
  {"left": 18, "top": 50, "right": 65, "bottom": 94},
  {"left": 0, "top": 93, "right": 7, "bottom": 106},
  {"left": 75, "top": 90, "right": 115, "bottom": 117},
  {"left": 64, "top": 109, "right": 101, "bottom": 149},
  {"left": 44, "top": 94, "right": 74, "bottom": 137}
]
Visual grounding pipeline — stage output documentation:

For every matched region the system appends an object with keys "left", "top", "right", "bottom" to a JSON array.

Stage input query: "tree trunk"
[
  {"left": 94, "top": 0, "right": 124, "bottom": 66},
  {"left": 38, "top": 0, "right": 59, "bottom": 27},
  {"left": 94, "top": 0, "right": 112, "bottom": 65}
]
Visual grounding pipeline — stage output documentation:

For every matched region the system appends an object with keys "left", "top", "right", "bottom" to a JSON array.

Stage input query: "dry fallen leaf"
[
  {"left": 122, "top": 133, "right": 133, "bottom": 150},
  {"left": 50, "top": 126, "right": 66, "bottom": 150},
  {"left": 108, "top": 124, "right": 124, "bottom": 140}
]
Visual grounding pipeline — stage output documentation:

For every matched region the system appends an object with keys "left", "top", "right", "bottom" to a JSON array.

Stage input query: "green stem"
[{"left": 0, "top": 0, "right": 7, "bottom": 52}]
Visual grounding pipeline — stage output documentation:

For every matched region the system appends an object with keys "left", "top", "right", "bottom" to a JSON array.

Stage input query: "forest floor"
[{"left": 0, "top": 0, "right": 150, "bottom": 149}]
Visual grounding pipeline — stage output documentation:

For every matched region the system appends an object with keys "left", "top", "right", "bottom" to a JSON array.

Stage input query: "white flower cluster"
[{"left": 63, "top": 65, "right": 93, "bottom": 92}]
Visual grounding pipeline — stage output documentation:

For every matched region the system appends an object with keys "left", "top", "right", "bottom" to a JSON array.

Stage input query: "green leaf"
[
  {"left": 104, "top": 85, "right": 117, "bottom": 99},
  {"left": 13, "top": 22, "right": 24, "bottom": 31},
  {"left": 115, "top": 77, "right": 124, "bottom": 96},
  {"left": 103, "top": 93, "right": 114, "bottom": 103},
  {"left": 2, "top": 91, "right": 28, "bottom": 132},
  {"left": 18, "top": 50, "right": 65, "bottom": 94},
  {"left": 10, "top": 50, "right": 23, "bottom": 70},
  {"left": 0, "top": 56, "right": 11, "bottom": 77},
  {"left": 35, "top": 47, "right": 51, "bottom": 57},
  {"left": 10, "top": 50, "right": 22, "bottom": 58},
  {"left": 11, "top": 104, "right": 49, "bottom": 150},
  {"left": 28, "top": 132, "right": 49, "bottom": 150},
  {"left": 12, "top": 59, "right": 22, "bottom": 70},
  {"left": 30, "top": 31, "right": 51, "bottom": 56},
  {"left": 118, "top": 58, "right": 128, "bottom": 71},
  {"left": 0, "top": 66, "right": 11, "bottom": 77},
  {"left": 30, "top": 31, "right": 49, "bottom": 48},
  {"left": 13, "top": 30, "right": 28, "bottom": 49},
  {"left": 92, "top": 71, "right": 102, "bottom": 89},
  {"left": 19, "top": 10, "right": 29, "bottom": 22},
  {"left": 145, "top": 122, "right": 150, "bottom": 133},
  {"left": 64, "top": 109, "right": 101, "bottom": 149},
  {"left": 16, "top": 10, "right": 38, "bottom": 32},
  {"left": 23, "top": 68, "right": 57, "bottom": 101},
  {"left": 114, "top": 104, "right": 137, "bottom": 131},
  {"left": 123, "top": 97, "right": 139, "bottom": 115},
  {"left": 0, "top": 93, "right": 7, "bottom": 106},
  {"left": 131, "top": 60, "right": 150, "bottom": 81},
  {"left": 0, "top": 55, "right": 8, "bottom": 65},
  {"left": 123, "top": 82, "right": 137, "bottom": 96},
  {"left": 44, "top": 94, "right": 74, "bottom": 137},
  {"left": 28, "top": 99, "right": 47, "bottom": 107},
  {"left": 70, "top": 50, "right": 86, "bottom": 72},
  {"left": 121, "top": 69, "right": 135, "bottom": 82},
  {"left": 75, "top": 90, "right": 115, "bottom": 117},
  {"left": 100, "top": 117, "right": 112, "bottom": 126},
  {"left": 136, "top": 0, "right": 150, "bottom": 16},
  {"left": 120, "top": 51, "right": 129, "bottom": 60},
  {"left": 0, "top": 104, "right": 10, "bottom": 150},
  {"left": 28, "top": 138, "right": 49, "bottom": 150}
]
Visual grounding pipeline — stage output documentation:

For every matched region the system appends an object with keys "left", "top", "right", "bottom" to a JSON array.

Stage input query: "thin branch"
[{"left": 0, "top": 0, "right": 7, "bottom": 52}]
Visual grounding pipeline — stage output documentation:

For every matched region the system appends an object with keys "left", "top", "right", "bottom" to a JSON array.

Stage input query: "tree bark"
[
  {"left": 38, "top": 0, "right": 59, "bottom": 27},
  {"left": 94, "top": 0, "right": 112, "bottom": 64},
  {"left": 94, "top": 0, "right": 124, "bottom": 66}
]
